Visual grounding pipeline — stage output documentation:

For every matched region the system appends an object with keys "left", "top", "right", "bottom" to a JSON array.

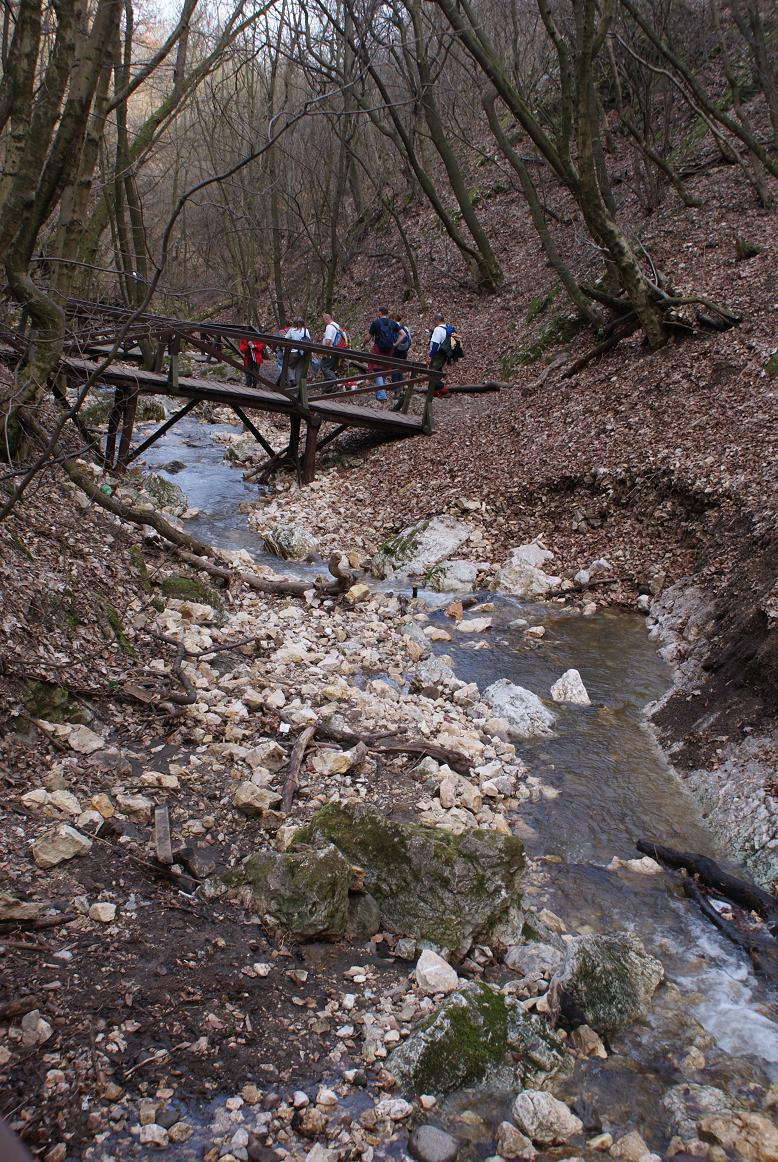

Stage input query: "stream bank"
[{"left": 1, "top": 410, "right": 777, "bottom": 1161}]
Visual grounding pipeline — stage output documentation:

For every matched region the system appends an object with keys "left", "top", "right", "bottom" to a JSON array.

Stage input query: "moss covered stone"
[
  {"left": 160, "top": 575, "right": 222, "bottom": 609},
  {"left": 388, "top": 981, "right": 570, "bottom": 1095},
  {"left": 226, "top": 843, "right": 351, "bottom": 940},
  {"left": 292, "top": 804, "right": 523, "bottom": 956},
  {"left": 766, "top": 351, "right": 778, "bottom": 377},
  {"left": 550, "top": 933, "right": 664, "bottom": 1033},
  {"left": 24, "top": 680, "right": 88, "bottom": 724}
]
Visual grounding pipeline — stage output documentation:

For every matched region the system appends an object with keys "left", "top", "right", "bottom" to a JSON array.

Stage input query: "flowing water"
[{"left": 131, "top": 419, "right": 777, "bottom": 1153}]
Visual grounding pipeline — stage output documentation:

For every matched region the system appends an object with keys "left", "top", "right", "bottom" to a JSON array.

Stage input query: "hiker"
[
  {"left": 368, "top": 306, "right": 400, "bottom": 400},
  {"left": 320, "top": 312, "right": 348, "bottom": 392},
  {"left": 286, "top": 316, "right": 312, "bottom": 389},
  {"left": 391, "top": 313, "right": 412, "bottom": 401},
  {"left": 239, "top": 332, "right": 266, "bottom": 386},
  {"left": 428, "top": 312, "right": 449, "bottom": 395}
]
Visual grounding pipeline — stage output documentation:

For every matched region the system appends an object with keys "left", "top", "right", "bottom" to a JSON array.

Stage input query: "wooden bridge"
[{"left": 58, "top": 301, "right": 441, "bottom": 483}]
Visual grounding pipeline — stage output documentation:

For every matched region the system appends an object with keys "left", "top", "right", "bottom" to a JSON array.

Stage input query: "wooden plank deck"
[{"left": 62, "top": 356, "right": 426, "bottom": 435}]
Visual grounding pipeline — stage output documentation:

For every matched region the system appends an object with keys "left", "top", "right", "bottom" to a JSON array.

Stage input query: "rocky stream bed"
[{"left": 1, "top": 412, "right": 777, "bottom": 1162}]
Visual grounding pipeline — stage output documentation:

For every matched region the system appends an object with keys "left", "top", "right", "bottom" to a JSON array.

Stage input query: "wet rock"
[
  {"left": 227, "top": 843, "right": 351, "bottom": 939},
  {"left": 389, "top": 982, "right": 569, "bottom": 1095},
  {"left": 698, "top": 1112, "right": 778, "bottom": 1162},
  {"left": 374, "top": 516, "right": 472, "bottom": 579},
  {"left": 496, "top": 1121, "right": 536, "bottom": 1160},
  {"left": 549, "top": 669, "right": 591, "bottom": 705},
  {"left": 663, "top": 1084, "right": 736, "bottom": 1142},
  {"left": 610, "top": 1131, "right": 650, "bottom": 1160},
  {"left": 409, "top": 1125, "right": 460, "bottom": 1162},
  {"left": 494, "top": 544, "right": 561, "bottom": 599},
  {"left": 483, "top": 680, "right": 555, "bottom": 739},
  {"left": 415, "top": 949, "right": 459, "bottom": 995},
  {"left": 262, "top": 524, "right": 319, "bottom": 560},
  {"left": 292, "top": 803, "right": 524, "bottom": 955},
  {"left": 31, "top": 823, "right": 92, "bottom": 868},
  {"left": 550, "top": 934, "right": 664, "bottom": 1033},
  {"left": 427, "top": 560, "right": 482, "bottom": 593},
  {"left": 139, "top": 1123, "right": 169, "bottom": 1148},
  {"left": 511, "top": 1090, "right": 582, "bottom": 1145},
  {"left": 456, "top": 617, "right": 492, "bottom": 634}
]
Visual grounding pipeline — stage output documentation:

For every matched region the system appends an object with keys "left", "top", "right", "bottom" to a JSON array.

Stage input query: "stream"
[{"left": 133, "top": 417, "right": 778, "bottom": 1155}]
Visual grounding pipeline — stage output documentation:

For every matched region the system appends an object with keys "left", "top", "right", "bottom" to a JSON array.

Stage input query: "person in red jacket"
[{"left": 239, "top": 332, "right": 266, "bottom": 386}]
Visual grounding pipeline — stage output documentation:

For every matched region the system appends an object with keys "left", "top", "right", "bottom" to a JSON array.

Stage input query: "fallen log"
[
  {"left": 317, "top": 724, "right": 473, "bottom": 776},
  {"left": 682, "top": 878, "right": 778, "bottom": 987},
  {"left": 173, "top": 547, "right": 343, "bottom": 598},
  {"left": 282, "top": 724, "right": 317, "bottom": 814},
  {"left": 636, "top": 840, "right": 778, "bottom": 933},
  {"left": 447, "top": 381, "right": 506, "bottom": 394}
]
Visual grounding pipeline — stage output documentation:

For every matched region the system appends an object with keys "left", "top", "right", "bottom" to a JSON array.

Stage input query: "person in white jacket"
[{"left": 428, "top": 312, "right": 449, "bottom": 395}]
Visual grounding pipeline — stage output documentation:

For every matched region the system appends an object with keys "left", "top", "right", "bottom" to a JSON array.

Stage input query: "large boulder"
[
  {"left": 388, "top": 981, "right": 570, "bottom": 1095},
  {"left": 483, "top": 680, "right": 555, "bottom": 739},
  {"left": 292, "top": 803, "right": 523, "bottom": 956},
  {"left": 374, "top": 517, "right": 472, "bottom": 579},
  {"left": 134, "top": 472, "right": 188, "bottom": 516},
  {"left": 494, "top": 544, "right": 561, "bottom": 599},
  {"left": 226, "top": 843, "right": 351, "bottom": 939},
  {"left": 550, "top": 934, "right": 664, "bottom": 1033},
  {"left": 262, "top": 524, "right": 319, "bottom": 560},
  {"left": 31, "top": 824, "right": 92, "bottom": 868}
]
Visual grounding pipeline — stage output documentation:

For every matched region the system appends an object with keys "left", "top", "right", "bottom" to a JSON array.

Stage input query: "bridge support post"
[{"left": 302, "top": 417, "right": 321, "bottom": 484}]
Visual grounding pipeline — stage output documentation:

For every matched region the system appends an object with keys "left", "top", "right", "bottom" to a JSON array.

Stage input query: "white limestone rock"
[
  {"left": 494, "top": 543, "right": 562, "bottom": 599},
  {"left": 511, "top": 1090, "right": 582, "bottom": 1145},
  {"left": 483, "top": 680, "right": 555, "bottom": 739},
  {"left": 415, "top": 949, "right": 459, "bottom": 995},
  {"left": 31, "top": 824, "right": 92, "bottom": 868},
  {"left": 375, "top": 516, "right": 472, "bottom": 579},
  {"left": 549, "top": 669, "right": 591, "bottom": 705}
]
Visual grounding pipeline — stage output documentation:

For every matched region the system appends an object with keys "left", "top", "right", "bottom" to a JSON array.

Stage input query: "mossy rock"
[
  {"left": 292, "top": 804, "right": 524, "bottom": 956},
  {"left": 129, "top": 545, "right": 152, "bottom": 594},
  {"left": 23, "top": 680, "right": 89, "bottom": 724},
  {"left": 136, "top": 397, "right": 167, "bottom": 422},
  {"left": 81, "top": 399, "right": 114, "bottom": 426},
  {"left": 550, "top": 934, "right": 664, "bottom": 1033},
  {"left": 160, "top": 575, "right": 222, "bottom": 610},
  {"left": 515, "top": 312, "right": 586, "bottom": 366},
  {"left": 225, "top": 843, "right": 351, "bottom": 940},
  {"left": 388, "top": 981, "right": 570, "bottom": 1095},
  {"left": 766, "top": 351, "right": 778, "bottom": 377},
  {"left": 139, "top": 472, "right": 188, "bottom": 516}
]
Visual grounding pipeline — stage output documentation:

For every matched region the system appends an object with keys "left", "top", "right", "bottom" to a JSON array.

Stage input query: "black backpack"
[{"left": 439, "top": 324, "right": 464, "bottom": 362}]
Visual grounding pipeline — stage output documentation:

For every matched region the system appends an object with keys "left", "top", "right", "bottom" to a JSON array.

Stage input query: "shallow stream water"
[{"left": 130, "top": 419, "right": 778, "bottom": 1155}]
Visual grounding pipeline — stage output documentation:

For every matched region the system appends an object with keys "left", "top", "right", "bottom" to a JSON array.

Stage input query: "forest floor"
[{"left": 1, "top": 163, "right": 777, "bottom": 1160}]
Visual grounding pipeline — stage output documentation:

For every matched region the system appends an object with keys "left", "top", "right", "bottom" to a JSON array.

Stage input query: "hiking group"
[{"left": 238, "top": 308, "right": 463, "bottom": 402}]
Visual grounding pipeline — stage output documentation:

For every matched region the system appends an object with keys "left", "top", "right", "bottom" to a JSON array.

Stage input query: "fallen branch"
[
  {"left": 447, "top": 381, "right": 505, "bottom": 394},
  {"left": 173, "top": 547, "right": 343, "bottom": 598},
  {"left": 562, "top": 315, "right": 641, "bottom": 378},
  {"left": 317, "top": 724, "right": 473, "bottom": 776},
  {"left": 636, "top": 840, "right": 778, "bottom": 932},
  {"left": 0, "top": 996, "right": 44, "bottom": 1019},
  {"left": 282, "top": 724, "right": 317, "bottom": 814},
  {"left": 0, "top": 912, "right": 77, "bottom": 932}
]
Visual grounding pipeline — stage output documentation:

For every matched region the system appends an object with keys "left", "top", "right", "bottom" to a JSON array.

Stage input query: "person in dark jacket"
[{"left": 368, "top": 306, "right": 400, "bottom": 400}]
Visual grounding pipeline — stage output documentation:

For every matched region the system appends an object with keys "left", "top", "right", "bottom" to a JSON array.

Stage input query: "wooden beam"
[
  {"left": 116, "top": 389, "right": 139, "bottom": 469},
  {"left": 231, "top": 405, "right": 277, "bottom": 458},
  {"left": 302, "top": 417, "right": 321, "bottom": 484},
  {"left": 316, "top": 423, "right": 348, "bottom": 451},
  {"left": 123, "top": 398, "right": 199, "bottom": 465}
]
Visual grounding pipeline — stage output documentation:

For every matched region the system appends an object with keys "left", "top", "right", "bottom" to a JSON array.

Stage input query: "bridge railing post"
[{"left": 422, "top": 368, "right": 436, "bottom": 433}]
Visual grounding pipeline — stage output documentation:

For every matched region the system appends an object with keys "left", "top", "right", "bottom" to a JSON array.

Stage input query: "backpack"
[
  {"left": 333, "top": 326, "right": 350, "bottom": 350},
  {"left": 439, "top": 323, "right": 464, "bottom": 362},
  {"left": 394, "top": 324, "right": 411, "bottom": 354},
  {"left": 374, "top": 316, "right": 399, "bottom": 353}
]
